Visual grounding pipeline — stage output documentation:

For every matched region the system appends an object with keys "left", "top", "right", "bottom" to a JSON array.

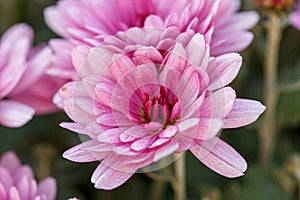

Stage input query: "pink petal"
[
  {"left": 97, "top": 128, "right": 123, "bottom": 143},
  {"left": 9, "top": 187, "right": 21, "bottom": 200},
  {"left": 211, "top": 31, "right": 254, "bottom": 56},
  {"left": 71, "top": 45, "right": 90, "bottom": 72},
  {"left": 0, "top": 183, "right": 7, "bottom": 200},
  {"left": 181, "top": 118, "right": 223, "bottom": 140},
  {"left": 181, "top": 92, "right": 206, "bottom": 120},
  {"left": 144, "top": 15, "right": 165, "bottom": 28},
  {"left": 10, "top": 46, "right": 52, "bottom": 95},
  {"left": 190, "top": 138, "right": 247, "bottom": 178},
  {"left": 149, "top": 138, "right": 170, "bottom": 148},
  {"left": 0, "top": 151, "right": 21, "bottom": 172},
  {"left": 94, "top": 77, "right": 115, "bottom": 107},
  {"left": 113, "top": 145, "right": 139, "bottom": 156},
  {"left": 91, "top": 160, "right": 136, "bottom": 190},
  {"left": 0, "top": 24, "right": 32, "bottom": 98},
  {"left": 159, "top": 126, "right": 178, "bottom": 138},
  {"left": 178, "top": 68, "right": 201, "bottom": 108},
  {"left": 0, "top": 167, "right": 13, "bottom": 191},
  {"left": 175, "top": 134, "right": 195, "bottom": 152},
  {"left": 0, "top": 100, "right": 35, "bottom": 127},
  {"left": 109, "top": 54, "right": 136, "bottom": 81},
  {"left": 200, "top": 87, "right": 236, "bottom": 118},
  {"left": 133, "top": 46, "right": 163, "bottom": 63},
  {"left": 29, "top": 180, "right": 38, "bottom": 200},
  {"left": 38, "top": 177, "right": 57, "bottom": 200},
  {"left": 59, "top": 81, "right": 86, "bottom": 102},
  {"left": 14, "top": 166, "right": 34, "bottom": 181},
  {"left": 16, "top": 175, "right": 31, "bottom": 200},
  {"left": 185, "top": 33, "right": 209, "bottom": 68},
  {"left": 63, "top": 98, "right": 95, "bottom": 124},
  {"left": 164, "top": 43, "right": 187, "bottom": 73},
  {"left": 207, "top": 53, "right": 242, "bottom": 90},
  {"left": 59, "top": 122, "right": 86, "bottom": 134},
  {"left": 160, "top": 68, "right": 179, "bottom": 94},
  {"left": 153, "top": 140, "right": 179, "bottom": 162},
  {"left": 44, "top": 6, "right": 68, "bottom": 37},
  {"left": 223, "top": 98, "right": 266, "bottom": 128},
  {"left": 96, "top": 111, "right": 134, "bottom": 127},
  {"left": 119, "top": 126, "right": 150, "bottom": 142},
  {"left": 227, "top": 12, "right": 259, "bottom": 30},
  {"left": 290, "top": 11, "right": 300, "bottom": 30},
  {"left": 131, "top": 136, "right": 156, "bottom": 151},
  {"left": 177, "top": 118, "right": 200, "bottom": 132},
  {"left": 86, "top": 47, "right": 115, "bottom": 77},
  {"left": 63, "top": 140, "right": 111, "bottom": 163}
]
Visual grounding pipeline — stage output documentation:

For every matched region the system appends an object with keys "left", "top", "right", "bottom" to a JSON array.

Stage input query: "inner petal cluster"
[{"left": 139, "top": 86, "right": 180, "bottom": 127}]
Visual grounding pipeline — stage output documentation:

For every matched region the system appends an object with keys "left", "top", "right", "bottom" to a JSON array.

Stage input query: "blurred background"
[{"left": 0, "top": 0, "right": 300, "bottom": 199}]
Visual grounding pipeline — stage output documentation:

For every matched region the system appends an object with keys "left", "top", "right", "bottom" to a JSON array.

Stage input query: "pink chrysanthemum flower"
[
  {"left": 0, "top": 23, "right": 65, "bottom": 128},
  {"left": 44, "top": 0, "right": 259, "bottom": 79},
  {"left": 0, "top": 151, "right": 56, "bottom": 200},
  {"left": 59, "top": 27, "right": 265, "bottom": 190},
  {"left": 290, "top": 1, "right": 300, "bottom": 30}
]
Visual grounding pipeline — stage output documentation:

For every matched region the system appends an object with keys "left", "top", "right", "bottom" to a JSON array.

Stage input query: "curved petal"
[
  {"left": 190, "top": 138, "right": 247, "bottom": 178},
  {"left": 8, "top": 187, "right": 21, "bottom": 200},
  {"left": 223, "top": 98, "right": 266, "bottom": 128},
  {"left": 0, "top": 151, "right": 21, "bottom": 172},
  {"left": 207, "top": 53, "right": 242, "bottom": 90},
  {"left": 38, "top": 177, "right": 57, "bottom": 200},
  {"left": 63, "top": 140, "right": 112, "bottom": 163},
  {"left": 0, "top": 100, "right": 34, "bottom": 128},
  {"left": 200, "top": 87, "right": 236, "bottom": 118}
]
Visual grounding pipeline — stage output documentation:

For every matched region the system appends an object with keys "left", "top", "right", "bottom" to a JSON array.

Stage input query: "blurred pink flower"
[
  {"left": 60, "top": 27, "right": 265, "bottom": 190},
  {"left": 0, "top": 23, "right": 64, "bottom": 128},
  {"left": 0, "top": 151, "right": 56, "bottom": 200},
  {"left": 44, "top": 0, "right": 259, "bottom": 79},
  {"left": 290, "top": 1, "right": 300, "bottom": 30}
]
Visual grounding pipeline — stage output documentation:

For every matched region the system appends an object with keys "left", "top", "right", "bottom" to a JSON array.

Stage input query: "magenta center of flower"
[{"left": 140, "top": 86, "right": 180, "bottom": 127}]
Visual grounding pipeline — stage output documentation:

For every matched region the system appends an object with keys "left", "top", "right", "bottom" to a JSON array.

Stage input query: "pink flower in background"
[
  {"left": 290, "top": 1, "right": 300, "bottom": 30},
  {"left": 60, "top": 27, "right": 265, "bottom": 190},
  {"left": 0, "top": 23, "right": 64, "bottom": 128},
  {"left": 44, "top": 0, "right": 259, "bottom": 79},
  {"left": 0, "top": 151, "right": 56, "bottom": 200}
]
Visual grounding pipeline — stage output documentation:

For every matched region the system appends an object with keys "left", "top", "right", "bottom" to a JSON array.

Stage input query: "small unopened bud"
[{"left": 255, "top": 0, "right": 294, "bottom": 13}]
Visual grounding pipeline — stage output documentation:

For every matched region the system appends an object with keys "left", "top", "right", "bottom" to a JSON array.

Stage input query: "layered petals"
[
  {"left": 59, "top": 27, "right": 265, "bottom": 190},
  {"left": 44, "top": 0, "right": 258, "bottom": 79},
  {"left": 0, "top": 151, "right": 56, "bottom": 200},
  {"left": 0, "top": 23, "right": 65, "bottom": 127}
]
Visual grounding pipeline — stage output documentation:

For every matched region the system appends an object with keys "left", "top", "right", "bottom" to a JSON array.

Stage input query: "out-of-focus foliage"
[{"left": 0, "top": 0, "right": 300, "bottom": 199}]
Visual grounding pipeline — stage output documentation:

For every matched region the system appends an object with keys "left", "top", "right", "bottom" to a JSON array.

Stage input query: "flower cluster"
[
  {"left": 0, "top": 151, "right": 56, "bottom": 200},
  {"left": 0, "top": 0, "right": 275, "bottom": 194}
]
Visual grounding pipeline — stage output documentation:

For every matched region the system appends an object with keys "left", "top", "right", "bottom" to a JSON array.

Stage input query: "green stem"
[
  {"left": 173, "top": 153, "right": 186, "bottom": 200},
  {"left": 259, "top": 13, "right": 282, "bottom": 167}
]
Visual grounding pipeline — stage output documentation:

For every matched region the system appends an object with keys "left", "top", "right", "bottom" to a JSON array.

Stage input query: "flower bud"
[{"left": 255, "top": 0, "right": 294, "bottom": 12}]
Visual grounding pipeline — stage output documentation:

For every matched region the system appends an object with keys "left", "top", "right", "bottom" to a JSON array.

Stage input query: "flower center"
[{"left": 141, "top": 86, "right": 180, "bottom": 127}]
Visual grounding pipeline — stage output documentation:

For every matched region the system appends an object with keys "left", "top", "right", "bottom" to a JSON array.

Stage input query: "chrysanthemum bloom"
[
  {"left": 290, "top": 1, "right": 300, "bottom": 30},
  {"left": 60, "top": 27, "right": 265, "bottom": 190},
  {"left": 44, "top": 0, "right": 259, "bottom": 79},
  {"left": 0, "top": 23, "right": 65, "bottom": 128},
  {"left": 0, "top": 151, "right": 56, "bottom": 200}
]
